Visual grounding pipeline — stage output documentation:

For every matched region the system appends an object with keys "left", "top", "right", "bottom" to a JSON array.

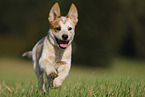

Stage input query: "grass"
[{"left": 0, "top": 57, "right": 145, "bottom": 97}]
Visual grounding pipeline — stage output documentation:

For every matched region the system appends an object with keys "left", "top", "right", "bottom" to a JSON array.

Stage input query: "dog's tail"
[{"left": 22, "top": 51, "right": 32, "bottom": 58}]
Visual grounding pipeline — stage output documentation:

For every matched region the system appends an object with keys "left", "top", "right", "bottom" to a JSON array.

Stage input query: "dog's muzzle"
[{"left": 55, "top": 37, "right": 69, "bottom": 49}]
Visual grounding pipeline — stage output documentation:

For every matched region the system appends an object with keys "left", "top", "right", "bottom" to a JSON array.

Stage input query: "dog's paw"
[
  {"left": 53, "top": 78, "right": 63, "bottom": 88},
  {"left": 48, "top": 72, "right": 58, "bottom": 79}
]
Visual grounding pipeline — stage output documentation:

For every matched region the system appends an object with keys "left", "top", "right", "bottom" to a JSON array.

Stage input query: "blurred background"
[{"left": 0, "top": 0, "right": 145, "bottom": 68}]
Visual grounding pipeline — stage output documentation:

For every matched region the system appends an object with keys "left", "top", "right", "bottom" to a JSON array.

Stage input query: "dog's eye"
[
  {"left": 68, "top": 27, "right": 72, "bottom": 31},
  {"left": 55, "top": 27, "right": 61, "bottom": 31}
]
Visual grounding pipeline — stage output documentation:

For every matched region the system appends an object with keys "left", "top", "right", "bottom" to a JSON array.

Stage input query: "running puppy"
[{"left": 22, "top": 3, "right": 78, "bottom": 91}]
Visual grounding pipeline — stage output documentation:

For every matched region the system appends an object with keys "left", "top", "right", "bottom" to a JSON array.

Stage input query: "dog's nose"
[{"left": 62, "top": 34, "right": 68, "bottom": 40}]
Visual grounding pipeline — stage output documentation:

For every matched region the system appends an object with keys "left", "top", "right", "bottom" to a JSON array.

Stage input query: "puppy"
[{"left": 22, "top": 3, "right": 78, "bottom": 91}]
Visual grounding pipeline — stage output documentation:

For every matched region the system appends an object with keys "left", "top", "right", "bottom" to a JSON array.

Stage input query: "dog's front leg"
[
  {"left": 53, "top": 63, "right": 71, "bottom": 88},
  {"left": 39, "top": 60, "right": 58, "bottom": 79}
]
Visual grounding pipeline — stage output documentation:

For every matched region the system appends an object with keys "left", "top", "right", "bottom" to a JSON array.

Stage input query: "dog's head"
[{"left": 48, "top": 3, "right": 78, "bottom": 49}]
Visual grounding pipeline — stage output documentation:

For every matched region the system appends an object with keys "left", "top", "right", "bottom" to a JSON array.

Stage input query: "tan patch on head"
[
  {"left": 49, "top": 17, "right": 62, "bottom": 33},
  {"left": 48, "top": 3, "right": 78, "bottom": 33},
  {"left": 49, "top": 17, "right": 75, "bottom": 33}
]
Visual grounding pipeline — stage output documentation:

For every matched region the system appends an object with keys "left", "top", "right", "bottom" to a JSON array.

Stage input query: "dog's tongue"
[{"left": 60, "top": 44, "right": 68, "bottom": 48}]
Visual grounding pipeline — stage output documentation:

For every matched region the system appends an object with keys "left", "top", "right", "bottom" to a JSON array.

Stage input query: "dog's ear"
[
  {"left": 67, "top": 4, "right": 78, "bottom": 24},
  {"left": 48, "top": 3, "right": 61, "bottom": 22}
]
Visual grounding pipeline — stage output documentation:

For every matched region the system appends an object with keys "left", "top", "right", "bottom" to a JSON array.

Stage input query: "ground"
[{"left": 0, "top": 57, "right": 145, "bottom": 97}]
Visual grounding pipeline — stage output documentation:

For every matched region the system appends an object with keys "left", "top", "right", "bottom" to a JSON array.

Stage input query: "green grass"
[{"left": 0, "top": 57, "right": 145, "bottom": 97}]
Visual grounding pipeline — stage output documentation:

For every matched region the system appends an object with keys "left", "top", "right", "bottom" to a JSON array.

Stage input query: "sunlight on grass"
[{"left": 0, "top": 57, "right": 145, "bottom": 96}]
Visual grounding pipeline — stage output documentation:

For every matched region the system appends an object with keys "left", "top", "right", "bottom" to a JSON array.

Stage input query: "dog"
[{"left": 22, "top": 3, "right": 78, "bottom": 91}]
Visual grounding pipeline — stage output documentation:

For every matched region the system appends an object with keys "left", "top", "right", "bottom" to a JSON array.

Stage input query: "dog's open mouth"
[{"left": 55, "top": 37, "right": 69, "bottom": 49}]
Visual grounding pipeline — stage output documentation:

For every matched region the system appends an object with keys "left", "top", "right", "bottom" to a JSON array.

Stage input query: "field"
[{"left": 0, "top": 57, "right": 145, "bottom": 97}]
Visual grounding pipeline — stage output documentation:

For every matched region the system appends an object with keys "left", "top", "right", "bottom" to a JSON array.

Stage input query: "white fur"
[
  {"left": 30, "top": 17, "right": 75, "bottom": 90},
  {"left": 23, "top": 3, "right": 78, "bottom": 91},
  {"left": 31, "top": 36, "right": 71, "bottom": 89}
]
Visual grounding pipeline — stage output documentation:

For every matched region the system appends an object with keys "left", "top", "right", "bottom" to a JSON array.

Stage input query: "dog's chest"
[{"left": 41, "top": 38, "right": 71, "bottom": 65}]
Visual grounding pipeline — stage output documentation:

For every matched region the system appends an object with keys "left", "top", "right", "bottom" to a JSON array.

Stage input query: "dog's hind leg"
[
  {"left": 34, "top": 63, "right": 46, "bottom": 92},
  {"left": 45, "top": 73, "right": 54, "bottom": 91}
]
